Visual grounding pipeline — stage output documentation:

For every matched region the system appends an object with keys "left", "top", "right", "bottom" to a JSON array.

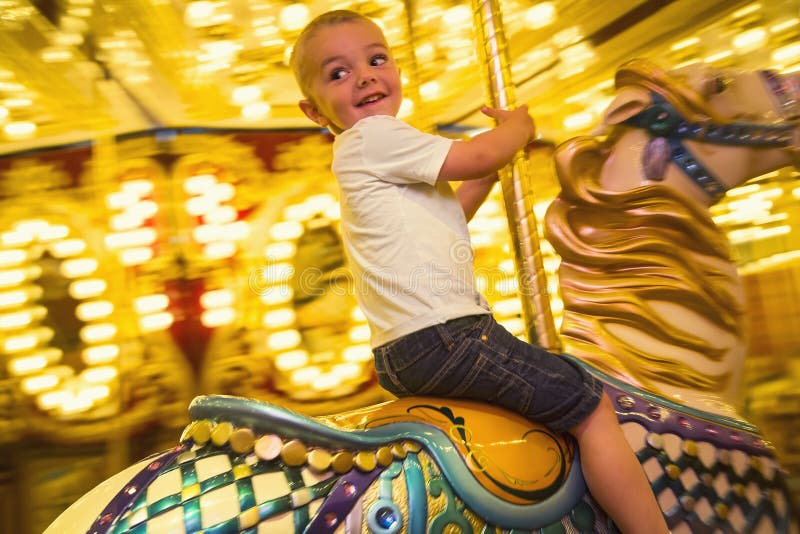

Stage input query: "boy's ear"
[{"left": 299, "top": 99, "right": 329, "bottom": 127}]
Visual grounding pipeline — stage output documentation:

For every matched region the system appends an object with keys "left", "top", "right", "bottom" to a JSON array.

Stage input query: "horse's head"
[
  {"left": 592, "top": 59, "right": 798, "bottom": 207},
  {"left": 545, "top": 60, "right": 799, "bottom": 416}
]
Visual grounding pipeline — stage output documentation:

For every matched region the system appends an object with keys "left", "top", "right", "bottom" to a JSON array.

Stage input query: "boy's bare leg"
[{"left": 570, "top": 394, "right": 670, "bottom": 534}]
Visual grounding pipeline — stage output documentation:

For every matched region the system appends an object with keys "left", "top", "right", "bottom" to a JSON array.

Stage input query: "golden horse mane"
[{"left": 545, "top": 60, "right": 745, "bottom": 393}]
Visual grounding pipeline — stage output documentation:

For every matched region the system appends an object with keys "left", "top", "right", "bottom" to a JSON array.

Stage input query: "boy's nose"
[{"left": 358, "top": 74, "right": 377, "bottom": 87}]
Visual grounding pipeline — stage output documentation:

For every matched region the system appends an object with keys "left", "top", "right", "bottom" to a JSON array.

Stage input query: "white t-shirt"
[{"left": 332, "top": 115, "right": 491, "bottom": 347}]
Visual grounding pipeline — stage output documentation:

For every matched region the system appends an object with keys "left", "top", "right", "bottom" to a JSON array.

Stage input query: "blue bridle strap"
[{"left": 622, "top": 92, "right": 795, "bottom": 202}]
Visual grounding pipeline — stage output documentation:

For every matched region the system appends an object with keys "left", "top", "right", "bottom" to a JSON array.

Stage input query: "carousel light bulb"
[
  {"left": 203, "top": 205, "right": 237, "bottom": 225},
  {"left": 1, "top": 230, "right": 32, "bottom": 247},
  {"left": 311, "top": 373, "right": 342, "bottom": 391},
  {"left": 0, "top": 268, "right": 27, "bottom": 288},
  {"left": 525, "top": 2, "right": 556, "bottom": 29},
  {"left": 59, "top": 394, "right": 93, "bottom": 414},
  {"left": 262, "top": 308, "right": 295, "bottom": 328},
  {"left": 227, "top": 221, "right": 250, "bottom": 241},
  {"left": 202, "top": 241, "right": 236, "bottom": 259},
  {"left": 21, "top": 373, "right": 59, "bottom": 394},
  {"left": 127, "top": 200, "right": 158, "bottom": 220},
  {"left": 81, "top": 365, "right": 118, "bottom": 384},
  {"left": 82, "top": 344, "right": 120, "bottom": 365},
  {"left": 771, "top": 18, "right": 799, "bottom": 34},
  {"left": 331, "top": 362, "right": 361, "bottom": 380},
  {"left": 184, "top": 174, "right": 217, "bottom": 195},
  {"left": 104, "top": 228, "right": 157, "bottom": 249},
  {"left": 563, "top": 111, "right": 594, "bottom": 131},
  {"left": 110, "top": 212, "right": 143, "bottom": 231},
  {"left": 0, "top": 289, "right": 27, "bottom": 308},
  {"left": 80, "top": 323, "right": 117, "bottom": 344},
  {"left": 121, "top": 179, "right": 154, "bottom": 196},
  {"left": 232, "top": 85, "right": 262, "bottom": 106},
  {"left": 38, "top": 224, "right": 69, "bottom": 242},
  {"left": 139, "top": 311, "right": 174, "bottom": 332},
  {"left": 275, "top": 349, "right": 309, "bottom": 371},
  {"left": 258, "top": 285, "right": 292, "bottom": 305},
  {"left": 8, "top": 354, "right": 48, "bottom": 375},
  {"left": 279, "top": 3, "right": 309, "bottom": 32},
  {"left": 134, "top": 294, "right": 169, "bottom": 314},
  {"left": 419, "top": 81, "right": 440, "bottom": 100},
  {"left": 37, "top": 389, "right": 70, "bottom": 410},
  {"left": 200, "top": 288, "right": 234, "bottom": 309},
  {"left": 105, "top": 190, "right": 139, "bottom": 210},
  {"left": 342, "top": 344, "right": 371, "bottom": 362},
  {"left": 209, "top": 182, "right": 235, "bottom": 202},
  {"left": 241, "top": 101, "right": 271, "bottom": 121},
  {"left": 76, "top": 300, "right": 114, "bottom": 321},
  {"left": 186, "top": 194, "right": 219, "bottom": 216},
  {"left": 269, "top": 221, "right": 303, "bottom": 241},
  {"left": 0, "top": 249, "right": 26, "bottom": 268},
  {"left": 772, "top": 42, "right": 800, "bottom": 64},
  {"left": 347, "top": 324, "right": 371, "bottom": 343},
  {"left": 0, "top": 309, "right": 35, "bottom": 330},
  {"left": 350, "top": 307, "right": 366, "bottom": 322},
  {"left": 264, "top": 242, "right": 296, "bottom": 261},
  {"left": 443, "top": 5, "right": 471, "bottom": 27},
  {"left": 266, "top": 329, "right": 301, "bottom": 351},
  {"left": 69, "top": 279, "right": 106, "bottom": 299},
  {"left": 733, "top": 27, "right": 767, "bottom": 51},
  {"left": 119, "top": 247, "right": 153, "bottom": 266},
  {"left": 399, "top": 98, "right": 414, "bottom": 118},
  {"left": 671, "top": 37, "right": 700, "bottom": 51},
  {"left": 290, "top": 366, "right": 320, "bottom": 385},
  {"left": 50, "top": 238, "right": 87, "bottom": 258},
  {"left": 77, "top": 384, "right": 110, "bottom": 402},
  {"left": 200, "top": 307, "right": 235, "bottom": 327}
]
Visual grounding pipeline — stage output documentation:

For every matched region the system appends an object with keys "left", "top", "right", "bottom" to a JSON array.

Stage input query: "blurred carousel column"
[{"left": 470, "top": 0, "right": 560, "bottom": 351}]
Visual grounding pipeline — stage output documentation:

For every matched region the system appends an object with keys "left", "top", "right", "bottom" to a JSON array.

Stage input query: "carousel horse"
[{"left": 47, "top": 61, "right": 798, "bottom": 534}]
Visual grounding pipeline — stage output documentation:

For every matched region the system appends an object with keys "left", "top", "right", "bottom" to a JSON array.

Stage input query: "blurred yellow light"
[
  {"left": 121, "top": 179, "right": 154, "bottom": 196},
  {"left": 201, "top": 288, "right": 234, "bottom": 309},
  {"left": 81, "top": 365, "right": 118, "bottom": 383},
  {"left": 525, "top": 2, "right": 557, "bottom": 29},
  {"left": 771, "top": 18, "right": 799, "bottom": 34},
  {"left": 201, "top": 307, "right": 235, "bottom": 327},
  {"left": 263, "top": 308, "right": 296, "bottom": 328},
  {"left": 0, "top": 249, "right": 27, "bottom": 268},
  {"left": 78, "top": 384, "right": 110, "bottom": 402},
  {"left": 110, "top": 212, "right": 143, "bottom": 231},
  {"left": 0, "top": 268, "right": 26, "bottom": 288},
  {"left": 49, "top": 238, "right": 87, "bottom": 258},
  {"left": 671, "top": 37, "right": 700, "bottom": 51},
  {"left": 202, "top": 241, "right": 237, "bottom": 259},
  {"left": 21, "top": 373, "right": 59, "bottom": 394},
  {"left": 186, "top": 195, "right": 219, "bottom": 216},
  {"left": 419, "top": 81, "right": 440, "bottom": 100},
  {"left": 494, "top": 297, "right": 522, "bottom": 316},
  {"left": 1, "top": 230, "right": 32, "bottom": 247},
  {"left": 350, "top": 307, "right": 366, "bottom": 322},
  {"left": 494, "top": 277, "right": 519, "bottom": 295},
  {"left": 773, "top": 42, "right": 800, "bottom": 64},
  {"left": 226, "top": 221, "right": 250, "bottom": 240},
  {"left": 134, "top": 294, "right": 169, "bottom": 314},
  {"left": 2, "top": 332, "right": 38, "bottom": 353},
  {"left": 312, "top": 373, "right": 342, "bottom": 391},
  {"left": 553, "top": 26, "right": 582, "bottom": 48},
  {"left": 732, "top": 3, "right": 761, "bottom": 18},
  {"left": 500, "top": 317, "right": 525, "bottom": 335},
  {"left": 0, "top": 288, "right": 30, "bottom": 308},
  {"left": 0, "top": 309, "right": 36, "bottom": 329},
  {"left": 82, "top": 344, "right": 120, "bottom": 365},
  {"left": 39, "top": 224, "right": 69, "bottom": 241},
  {"left": 119, "top": 247, "right": 154, "bottom": 266},
  {"left": 3, "top": 121, "right": 36, "bottom": 139},
  {"left": 342, "top": 344, "right": 372, "bottom": 362},
  {"left": 37, "top": 389, "right": 70, "bottom": 410},
  {"left": 399, "top": 98, "right": 414, "bottom": 118},
  {"left": 193, "top": 224, "right": 224, "bottom": 243},
  {"left": 704, "top": 50, "right": 733, "bottom": 63},
  {"left": 332, "top": 362, "right": 361, "bottom": 380},
  {"left": 203, "top": 205, "right": 237, "bottom": 225},
  {"left": 69, "top": 278, "right": 106, "bottom": 299},
  {"left": 209, "top": 182, "right": 235, "bottom": 202},
  {"left": 138, "top": 311, "right": 174, "bottom": 332},
  {"left": 106, "top": 190, "right": 139, "bottom": 210},
  {"left": 291, "top": 366, "right": 321, "bottom": 385},
  {"left": 348, "top": 324, "right": 371, "bottom": 343},
  {"left": 127, "top": 200, "right": 158, "bottom": 220},
  {"left": 80, "top": 323, "right": 117, "bottom": 343},
  {"left": 275, "top": 349, "right": 309, "bottom": 371},
  {"left": 256, "top": 262, "right": 294, "bottom": 285},
  {"left": 733, "top": 27, "right": 767, "bottom": 51},
  {"left": 264, "top": 242, "right": 296, "bottom": 261},
  {"left": 232, "top": 85, "right": 262, "bottom": 105},
  {"left": 563, "top": 111, "right": 594, "bottom": 131},
  {"left": 269, "top": 221, "right": 303, "bottom": 241},
  {"left": 60, "top": 257, "right": 98, "bottom": 278},
  {"left": 279, "top": 3, "right": 309, "bottom": 32},
  {"left": 59, "top": 394, "right": 93, "bottom": 414},
  {"left": 259, "top": 285, "right": 292, "bottom": 305},
  {"left": 184, "top": 0, "right": 215, "bottom": 27},
  {"left": 76, "top": 300, "right": 114, "bottom": 321},
  {"left": 8, "top": 354, "right": 47, "bottom": 375},
  {"left": 241, "top": 102, "right": 271, "bottom": 121},
  {"left": 104, "top": 228, "right": 157, "bottom": 249},
  {"left": 267, "top": 329, "right": 301, "bottom": 351},
  {"left": 184, "top": 174, "right": 217, "bottom": 195}
]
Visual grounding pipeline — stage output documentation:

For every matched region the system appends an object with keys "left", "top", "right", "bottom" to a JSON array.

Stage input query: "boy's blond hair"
[{"left": 289, "top": 9, "right": 378, "bottom": 99}]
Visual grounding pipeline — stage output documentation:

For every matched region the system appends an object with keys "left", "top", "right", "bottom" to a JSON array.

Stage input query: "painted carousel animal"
[{"left": 47, "top": 60, "right": 798, "bottom": 534}]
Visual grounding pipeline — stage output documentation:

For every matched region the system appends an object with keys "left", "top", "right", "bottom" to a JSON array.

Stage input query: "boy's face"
[{"left": 298, "top": 19, "right": 402, "bottom": 133}]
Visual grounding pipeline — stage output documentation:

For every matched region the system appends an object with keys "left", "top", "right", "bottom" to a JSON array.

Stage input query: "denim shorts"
[{"left": 373, "top": 314, "right": 603, "bottom": 433}]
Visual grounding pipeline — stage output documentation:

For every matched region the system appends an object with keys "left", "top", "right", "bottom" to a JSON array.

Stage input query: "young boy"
[{"left": 290, "top": 10, "right": 669, "bottom": 534}]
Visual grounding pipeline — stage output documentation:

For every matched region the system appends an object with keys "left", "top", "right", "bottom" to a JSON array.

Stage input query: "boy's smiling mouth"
[{"left": 357, "top": 94, "right": 385, "bottom": 106}]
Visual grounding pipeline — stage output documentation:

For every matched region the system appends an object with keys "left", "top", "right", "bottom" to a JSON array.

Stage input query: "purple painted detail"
[
  {"left": 303, "top": 468, "right": 385, "bottom": 534},
  {"left": 603, "top": 383, "right": 770, "bottom": 455},
  {"left": 87, "top": 443, "right": 189, "bottom": 534}
]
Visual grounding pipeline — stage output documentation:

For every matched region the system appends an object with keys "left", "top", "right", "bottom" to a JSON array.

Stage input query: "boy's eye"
[
  {"left": 370, "top": 54, "right": 387, "bottom": 66},
  {"left": 329, "top": 68, "right": 348, "bottom": 81}
]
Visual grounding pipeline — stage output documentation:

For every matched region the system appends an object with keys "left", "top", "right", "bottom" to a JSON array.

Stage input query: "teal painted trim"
[
  {"left": 404, "top": 454, "right": 427, "bottom": 534},
  {"left": 560, "top": 354, "right": 759, "bottom": 433}
]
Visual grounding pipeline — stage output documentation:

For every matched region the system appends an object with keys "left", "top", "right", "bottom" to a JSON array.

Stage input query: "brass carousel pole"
[{"left": 471, "top": 0, "right": 561, "bottom": 351}]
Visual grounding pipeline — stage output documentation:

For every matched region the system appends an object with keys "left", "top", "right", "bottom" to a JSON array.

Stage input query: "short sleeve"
[{"left": 356, "top": 116, "right": 453, "bottom": 186}]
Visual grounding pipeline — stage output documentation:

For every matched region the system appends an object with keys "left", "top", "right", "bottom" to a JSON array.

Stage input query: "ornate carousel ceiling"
[{"left": 0, "top": 0, "right": 798, "bottom": 153}]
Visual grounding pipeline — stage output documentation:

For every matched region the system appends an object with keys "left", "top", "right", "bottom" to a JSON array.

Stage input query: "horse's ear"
[{"left": 602, "top": 87, "right": 652, "bottom": 126}]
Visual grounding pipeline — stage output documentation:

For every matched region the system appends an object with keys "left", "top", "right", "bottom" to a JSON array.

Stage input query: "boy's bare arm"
[
  {"left": 438, "top": 105, "right": 534, "bottom": 182},
  {"left": 456, "top": 173, "right": 498, "bottom": 221}
]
